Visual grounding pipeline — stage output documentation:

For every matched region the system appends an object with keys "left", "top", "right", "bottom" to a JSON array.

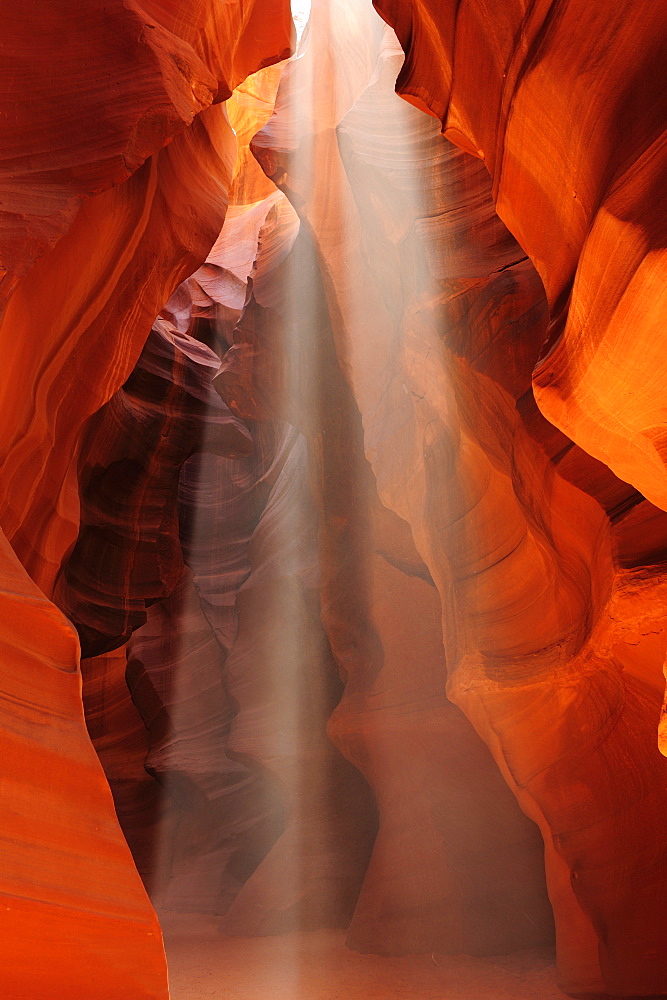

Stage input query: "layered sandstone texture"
[
  {"left": 0, "top": 2, "right": 292, "bottom": 996},
  {"left": 247, "top": 1, "right": 667, "bottom": 997},
  {"left": 373, "top": 0, "right": 667, "bottom": 510},
  {"left": 2, "top": 2, "right": 667, "bottom": 1000}
]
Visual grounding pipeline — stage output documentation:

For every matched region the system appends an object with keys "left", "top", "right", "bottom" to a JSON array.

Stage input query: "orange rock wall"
[
  {"left": 374, "top": 0, "right": 667, "bottom": 510},
  {"left": 3, "top": 2, "right": 667, "bottom": 999},
  {"left": 249, "top": 3, "right": 667, "bottom": 995},
  {"left": 0, "top": 529, "right": 169, "bottom": 999},
  {"left": 0, "top": 3, "right": 292, "bottom": 996}
]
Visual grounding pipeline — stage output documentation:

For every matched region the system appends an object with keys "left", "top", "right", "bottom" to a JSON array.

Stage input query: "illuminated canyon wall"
[
  {"left": 1, "top": 1, "right": 666, "bottom": 998},
  {"left": 0, "top": 2, "right": 292, "bottom": 996}
]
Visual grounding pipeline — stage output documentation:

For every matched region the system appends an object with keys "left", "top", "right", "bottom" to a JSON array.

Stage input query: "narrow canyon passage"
[
  {"left": 77, "top": 7, "right": 559, "bottom": 993},
  {"left": 1, "top": 1, "right": 666, "bottom": 999}
]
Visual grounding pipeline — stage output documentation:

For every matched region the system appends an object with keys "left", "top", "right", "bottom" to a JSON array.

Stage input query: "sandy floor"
[{"left": 161, "top": 915, "right": 565, "bottom": 1000}]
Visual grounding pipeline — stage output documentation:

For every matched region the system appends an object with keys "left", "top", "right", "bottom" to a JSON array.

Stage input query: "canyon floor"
[{"left": 161, "top": 915, "right": 563, "bottom": 1000}]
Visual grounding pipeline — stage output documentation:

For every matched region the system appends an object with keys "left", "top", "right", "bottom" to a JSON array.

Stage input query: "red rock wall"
[
  {"left": 0, "top": 3, "right": 292, "bottom": 996},
  {"left": 248, "top": 3, "right": 667, "bottom": 996},
  {"left": 0, "top": 532, "right": 167, "bottom": 999},
  {"left": 3, "top": 2, "right": 667, "bottom": 998},
  {"left": 373, "top": 0, "right": 667, "bottom": 511}
]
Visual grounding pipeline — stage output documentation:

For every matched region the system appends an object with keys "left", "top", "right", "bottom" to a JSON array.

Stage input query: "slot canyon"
[{"left": 1, "top": 0, "right": 666, "bottom": 997}]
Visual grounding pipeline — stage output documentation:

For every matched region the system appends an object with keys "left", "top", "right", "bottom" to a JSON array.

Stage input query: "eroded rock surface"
[
  {"left": 0, "top": 3, "right": 292, "bottom": 996},
  {"left": 373, "top": 0, "right": 667, "bottom": 512},
  {"left": 249, "top": 2, "right": 667, "bottom": 995},
  {"left": 3, "top": 2, "right": 667, "bottom": 999}
]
